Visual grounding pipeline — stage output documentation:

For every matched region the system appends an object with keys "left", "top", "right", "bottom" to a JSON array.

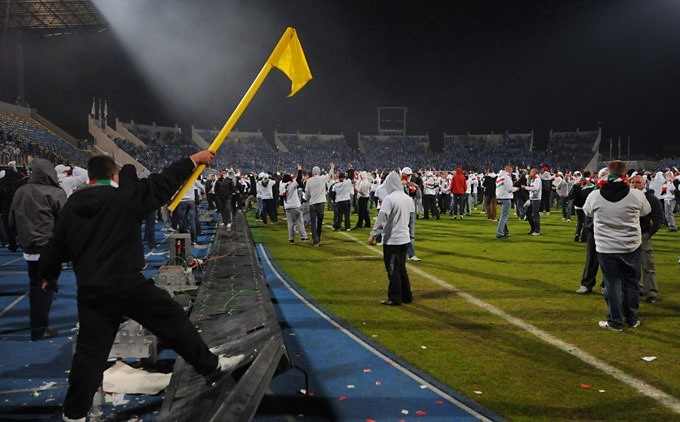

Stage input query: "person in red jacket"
[{"left": 449, "top": 167, "right": 467, "bottom": 219}]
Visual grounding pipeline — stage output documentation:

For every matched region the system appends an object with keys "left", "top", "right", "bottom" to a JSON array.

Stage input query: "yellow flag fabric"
[{"left": 269, "top": 29, "right": 312, "bottom": 97}]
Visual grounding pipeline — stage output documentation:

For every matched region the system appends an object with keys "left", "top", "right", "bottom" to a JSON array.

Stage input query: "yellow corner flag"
[
  {"left": 269, "top": 29, "right": 312, "bottom": 97},
  {"left": 167, "top": 27, "right": 312, "bottom": 212}
]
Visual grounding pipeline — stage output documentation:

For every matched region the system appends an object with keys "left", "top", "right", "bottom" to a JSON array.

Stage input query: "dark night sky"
[{"left": 1, "top": 0, "right": 680, "bottom": 154}]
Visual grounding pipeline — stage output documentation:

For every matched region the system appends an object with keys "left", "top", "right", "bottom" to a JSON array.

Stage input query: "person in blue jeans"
[
  {"left": 583, "top": 161, "right": 651, "bottom": 331},
  {"left": 495, "top": 166, "right": 518, "bottom": 238}
]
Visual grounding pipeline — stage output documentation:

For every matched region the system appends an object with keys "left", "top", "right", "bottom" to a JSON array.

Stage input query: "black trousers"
[
  {"left": 309, "top": 203, "right": 325, "bottom": 244},
  {"left": 581, "top": 228, "right": 599, "bottom": 290},
  {"left": 28, "top": 260, "right": 53, "bottom": 338},
  {"left": 262, "top": 198, "right": 277, "bottom": 223},
  {"left": 63, "top": 280, "right": 218, "bottom": 419},
  {"left": 383, "top": 243, "right": 412, "bottom": 304},
  {"left": 355, "top": 197, "right": 371, "bottom": 227},
  {"left": 423, "top": 194, "right": 439, "bottom": 219},
  {"left": 334, "top": 200, "right": 351, "bottom": 230}
]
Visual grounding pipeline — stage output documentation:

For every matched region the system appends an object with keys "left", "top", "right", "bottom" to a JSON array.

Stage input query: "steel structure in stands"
[{"left": 0, "top": 0, "right": 106, "bottom": 43}]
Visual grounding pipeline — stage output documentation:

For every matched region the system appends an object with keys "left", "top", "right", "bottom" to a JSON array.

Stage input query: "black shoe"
[
  {"left": 380, "top": 299, "right": 400, "bottom": 306},
  {"left": 574, "top": 236, "right": 579, "bottom": 242},
  {"left": 527, "top": 231, "right": 534, "bottom": 235},
  {"left": 646, "top": 296, "right": 657, "bottom": 303},
  {"left": 31, "top": 329, "right": 58, "bottom": 341}
]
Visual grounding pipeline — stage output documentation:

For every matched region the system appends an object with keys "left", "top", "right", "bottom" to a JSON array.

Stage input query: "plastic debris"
[
  {"left": 642, "top": 356, "right": 657, "bottom": 362},
  {"left": 37, "top": 382, "right": 56, "bottom": 391},
  {"left": 598, "top": 390, "right": 606, "bottom": 393},
  {"left": 363, "top": 368, "right": 372, "bottom": 373},
  {"left": 32, "top": 391, "right": 40, "bottom": 397},
  {"left": 474, "top": 390, "right": 483, "bottom": 395},
  {"left": 366, "top": 419, "right": 376, "bottom": 422},
  {"left": 289, "top": 333, "right": 296, "bottom": 336},
  {"left": 372, "top": 334, "right": 378, "bottom": 338},
  {"left": 347, "top": 385, "right": 355, "bottom": 389},
  {"left": 419, "top": 385, "right": 428, "bottom": 389},
  {"left": 401, "top": 409, "right": 409, "bottom": 415},
  {"left": 45, "top": 398, "right": 55, "bottom": 403},
  {"left": 339, "top": 396, "right": 347, "bottom": 401},
  {"left": 294, "top": 353, "right": 302, "bottom": 358},
  {"left": 580, "top": 384, "right": 590, "bottom": 389},
  {"left": 436, "top": 400, "right": 443, "bottom": 405},
  {"left": 416, "top": 410, "right": 426, "bottom": 416},
  {"left": 420, "top": 345, "right": 427, "bottom": 350},
  {"left": 375, "top": 381, "right": 381, "bottom": 385},
  {"left": 299, "top": 389, "right": 307, "bottom": 395}
]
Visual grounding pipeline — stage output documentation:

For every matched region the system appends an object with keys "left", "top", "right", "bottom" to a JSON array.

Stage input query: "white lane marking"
[
  {"left": 0, "top": 257, "right": 23, "bottom": 267},
  {"left": 257, "top": 244, "right": 493, "bottom": 421},
  {"left": 334, "top": 229, "right": 680, "bottom": 414},
  {"left": 0, "top": 292, "right": 28, "bottom": 319}
]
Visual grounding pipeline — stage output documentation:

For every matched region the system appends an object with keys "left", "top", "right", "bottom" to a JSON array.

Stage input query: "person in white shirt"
[
  {"left": 281, "top": 165, "right": 308, "bottom": 244},
  {"left": 355, "top": 171, "right": 372, "bottom": 228},
  {"left": 660, "top": 171, "right": 677, "bottom": 232},
  {"left": 258, "top": 172, "right": 276, "bottom": 225},
  {"left": 369, "top": 171, "right": 413, "bottom": 306},
  {"left": 495, "top": 165, "right": 518, "bottom": 238},
  {"left": 422, "top": 171, "right": 440, "bottom": 220},
  {"left": 331, "top": 170, "right": 353, "bottom": 231},
  {"left": 583, "top": 161, "right": 651, "bottom": 331},
  {"left": 522, "top": 168, "right": 542, "bottom": 235}
]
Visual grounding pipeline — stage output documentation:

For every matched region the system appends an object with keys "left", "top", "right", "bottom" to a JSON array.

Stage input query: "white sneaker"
[
  {"left": 531, "top": 232, "right": 542, "bottom": 236},
  {"left": 630, "top": 320, "right": 641, "bottom": 328},
  {"left": 218, "top": 354, "right": 245, "bottom": 372},
  {"left": 408, "top": 256, "right": 421, "bottom": 262},
  {"left": 598, "top": 321, "right": 622, "bottom": 332},
  {"left": 566, "top": 219, "right": 571, "bottom": 222},
  {"left": 575, "top": 286, "right": 590, "bottom": 294}
]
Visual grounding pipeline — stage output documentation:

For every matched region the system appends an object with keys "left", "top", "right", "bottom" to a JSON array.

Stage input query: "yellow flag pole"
[{"left": 168, "top": 27, "right": 295, "bottom": 212}]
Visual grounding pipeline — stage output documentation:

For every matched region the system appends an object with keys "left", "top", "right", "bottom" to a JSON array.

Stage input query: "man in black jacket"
[
  {"left": 40, "top": 151, "right": 243, "bottom": 422},
  {"left": 9, "top": 159, "right": 67, "bottom": 341},
  {"left": 630, "top": 174, "right": 664, "bottom": 303}
]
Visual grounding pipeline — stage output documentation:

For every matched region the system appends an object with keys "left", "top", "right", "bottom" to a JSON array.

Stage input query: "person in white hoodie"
[
  {"left": 660, "top": 171, "right": 677, "bottom": 232},
  {"left": 369, "top": 171, "right": 413, "bottom": 306},
  {"left": 281, "top": 165, "right": 308, "bottom": 245},
  {"left": 355, "top": 171, "right": 372, "bottom": 228},
  {"left": 304, "top": 162, "right": 335, "bottom": 247},
  {"left": 583, "top": 161, "right": 651, "bottom": 331},
  {"left": 522, "top": 168, "right": 542, "bottom": 235},
  {"left": 495, "top": 165, "right": 518, "bottom": 238}
]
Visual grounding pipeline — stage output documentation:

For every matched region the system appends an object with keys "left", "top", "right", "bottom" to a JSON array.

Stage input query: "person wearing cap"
[
  {"left": 39, "top": 151, "right": 245, "bottom": 422},
  {"left": 9, "top": 159, "right": 67, "bottom": 341},
  {"left": 583, "top": 161, "right": 651, "bottom": 331},
  {"left": 304, "top": 162, "right": 335, "bottom": 247}
]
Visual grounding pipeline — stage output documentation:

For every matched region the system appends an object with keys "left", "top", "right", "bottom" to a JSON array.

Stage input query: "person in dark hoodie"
[
  {"left": 39, "top": 151, "right": 244, "bottom": 422},
  {"left": 583, "top": 161, "right": 651, "bottom": 331},
  {"left": 9, "top": 159, "right": 67, "bottom": 341},
  {"left": 1, "top": 161, "right": 25, "bottom": 251}
]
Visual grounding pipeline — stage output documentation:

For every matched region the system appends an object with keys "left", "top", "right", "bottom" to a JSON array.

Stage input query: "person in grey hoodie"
[
  {"left": 9, "top": 159, "right": 67, "bottom": 341},
  {"left": 304, "top": 162, "right": 334, "bottom": 247},
  {"left": 369, "top": 171, "right": 413, "bottom": 306}
]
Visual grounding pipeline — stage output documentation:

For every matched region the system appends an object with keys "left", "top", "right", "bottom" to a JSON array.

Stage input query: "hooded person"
[
  {"left": 38, "top": 151, "right": 245, "bottom": 422},
  {"left": 281, "top": 167, "right": 308, "bottom": 244},
  {"left": 355, "top": 171, "right": 372, "bottom": 228},
  {"left": 9, "top": 159, "right": 68, "bottom": 341},
  {"left": 648, "top": 171, "right": 665, "bottom": 201},
  {"left": 449, "top": 167, "right": 467, "bottom": 218},
  {"left": 369, "top": 171, "right": 413, "bottom": 306},
  {"left": 118, "top": 164, "right": 139, "bottom": 187}
]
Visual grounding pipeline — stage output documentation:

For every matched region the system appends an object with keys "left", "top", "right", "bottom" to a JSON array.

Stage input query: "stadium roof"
[{"left": 0, "top": 0, "right": 106, "bottom": 43}]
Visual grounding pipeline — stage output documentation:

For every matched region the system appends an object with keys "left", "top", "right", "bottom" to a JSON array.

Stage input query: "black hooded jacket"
[{"left": 39, "top": 157, "right": 195, "bottom": 297}]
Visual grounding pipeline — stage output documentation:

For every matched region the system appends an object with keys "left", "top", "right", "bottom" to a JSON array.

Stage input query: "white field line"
[
  {"left": 333, "top": 229, "right": 680, "bottom": 414},
  {"left": 258, "top": 244, "right": 493, "bottom": 421}
]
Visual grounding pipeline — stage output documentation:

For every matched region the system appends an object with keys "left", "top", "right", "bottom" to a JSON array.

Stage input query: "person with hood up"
[
  {"left": 281, "top": 165, "right": 308, "bottom": 244},
  {"left": 258, "top": 172, "right": 277, "bottom": 225},
  {"left": 9, "top": 159, "right": 67, "bottom": 341},
  {"left": 584, "top": 161, "right": 651, "bottom": 331},
  {"left": 522, "top": 168, "right": 542, "bottom": 235},
  {"left": 449, "top": 167, "right": 466, "bottom": 219},
  {"left": 331, "top": 169, "right": 353, "bottom": 232},
  {"left": 39, "top": 151, "right": 244, "bottom": 422},
  {"left": 368, "top": 171, "right": 413, "bottom": 306},
  {"left": 304, "top": 162, "right": 334, "bottom": 247}
]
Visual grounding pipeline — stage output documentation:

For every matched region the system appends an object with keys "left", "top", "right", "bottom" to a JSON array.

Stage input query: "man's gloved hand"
[{"left": 42, "top": 279, "right": 58, "bottom": 293}]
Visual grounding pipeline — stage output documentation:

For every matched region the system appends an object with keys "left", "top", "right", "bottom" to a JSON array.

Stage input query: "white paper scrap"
[{"left": 642, "top": 356, "right": 657, "bottom": 362}]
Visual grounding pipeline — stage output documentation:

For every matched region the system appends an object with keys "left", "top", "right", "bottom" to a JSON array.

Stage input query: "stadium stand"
[
  {"left": 276, "top": 132, "right": 358, "bottom": 171},
  {"left": 358, "top": 134, "right": 431, "bottom": 170},
  {"left": 545, "top": 129, "right": 599, "bottom": 170},
  {"left": 197, "top": 129, "right": 279, "bottom": 173}
]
